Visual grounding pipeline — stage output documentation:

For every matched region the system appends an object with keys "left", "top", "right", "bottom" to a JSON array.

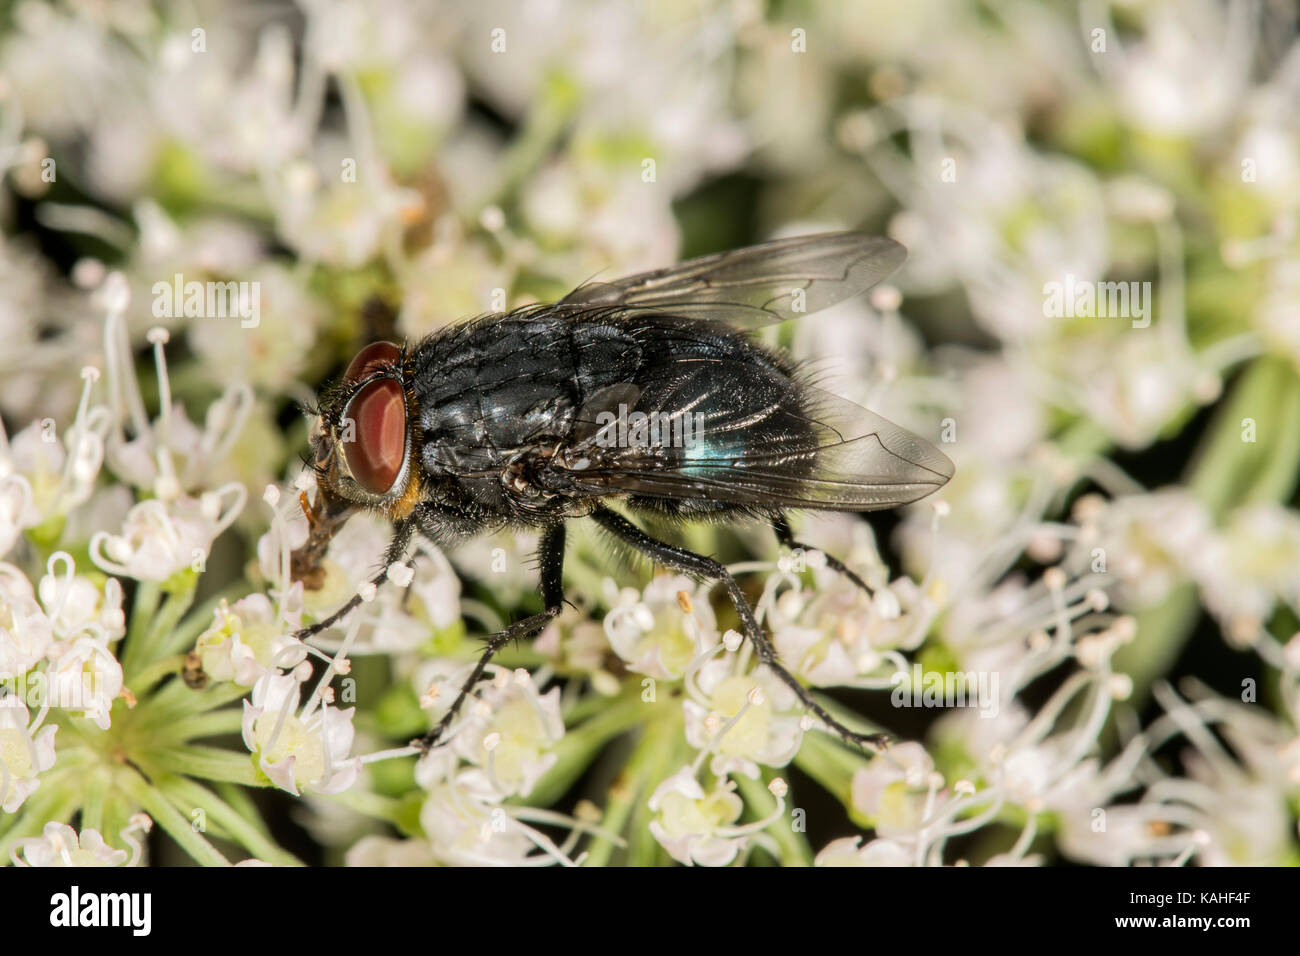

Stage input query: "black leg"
[
  {"left": 412, "top": 522, "right": 566, "bottom": 753},
  {"left": 592, "top": 506, "right": 889, "bottom": 752},
  {"left": 294, "top": 516, "right": 418, "bottom": 640},
  {"left": 772, "top": 514, "right": 872, "bottom": 596}
]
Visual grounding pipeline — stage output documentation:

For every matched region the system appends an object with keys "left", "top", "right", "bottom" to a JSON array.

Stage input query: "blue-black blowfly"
[{"left": 291, "top": 233, "right": 954, "bottom": 753}]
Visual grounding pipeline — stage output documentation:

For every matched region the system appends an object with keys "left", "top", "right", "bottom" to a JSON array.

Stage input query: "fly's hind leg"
[
  {"left": 592, "top": 506, "right": 890, "bottom": 753},
  {"left": 413, "top": 522, "right": 566, "bottom": 754},
  {"left": 772, "top": 514, "right": 872, "bottom": 597}
]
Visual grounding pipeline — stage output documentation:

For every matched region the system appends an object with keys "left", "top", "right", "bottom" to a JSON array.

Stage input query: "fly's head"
[{"left": 311, "top": 340, "right": 423, "bottom": 522}]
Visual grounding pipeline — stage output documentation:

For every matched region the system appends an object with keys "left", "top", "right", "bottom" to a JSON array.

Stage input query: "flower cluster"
[{"left": 1, "top": 0, "right": 1298, "bottom": 868}]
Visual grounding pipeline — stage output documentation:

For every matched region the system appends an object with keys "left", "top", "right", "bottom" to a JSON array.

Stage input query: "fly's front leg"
[
  {"left": 772, "top": 514, "right": 872, "bottom": 596},
  {"left": 294, "top": 516, "right": 418, "bottom": 640},
  {"left": 593, "top": 505, "right": 890, "bottom": 753},
  {"left": 413, "top": 522, "right": 566, "bottom": 754}
]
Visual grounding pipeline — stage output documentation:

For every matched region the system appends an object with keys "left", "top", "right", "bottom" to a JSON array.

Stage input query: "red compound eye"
[
  {"left": 343, "top": 341, "right": 401, "bottom": 383},
  {"left": 343, "top": 378, "right": 406, "bottom": 495}
]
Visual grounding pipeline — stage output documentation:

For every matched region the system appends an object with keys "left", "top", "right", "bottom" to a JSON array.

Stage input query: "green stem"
[
  {"left": 521, "top": 689, "right": 647, "bottom": 808},
  {"left": 157, "top": 775, "right": 303, "bottom": 866},
  {"left": 625, "top": 714, "right": 688, "bottom": 867},
  {"left": 118, "top": 582, "right": 161, "bottom": 677},
  {"left": 79, "top": 766, "right": 111, "bottom": 835},
  {"left": 1188, "top": 356, "right": 1300, "bottom": 509},
  {"left": 140, "top": 680, "right": 251, "bottom": 729},
  {"left": 322, "top": 788, "right": 402, "bottom": 823},
  {"left": 584, "top": 707, "right": 685, "bottom": 867},
  {"left": 475, "top": 73, "right": 578, "bottom": 217},
  {"left": 115, "top": 766, "right": 230, "bottom": 866},
  {"left": 129, "top": 654, "right": 186, "bottom": 696},
  {"left": 155, "top": 709, "right": 247, "bottom": 745},
  {"left": 794, "top": 731, "right": 871, "bottom": 808},
  {"left": 215, "top": 783, "right": 272, "bottom": 838},
  {"left": 151, "top": 745, "right": 263, "bottom": 786},
  {"left": 124, "top": 579, "right": 198, "bottom": 684}
]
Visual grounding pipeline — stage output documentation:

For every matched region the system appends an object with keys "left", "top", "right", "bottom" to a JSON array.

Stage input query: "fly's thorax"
[{"left": 315, "top": 341, "right": 423, "bottom": 519}]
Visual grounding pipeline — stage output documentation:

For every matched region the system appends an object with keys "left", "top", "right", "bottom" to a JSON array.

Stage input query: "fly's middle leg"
[
  {"left": 772, "top": 514, "right": 873, "bottom": 597},
  {"left": 412, "top": 522, "right": 566, "bottom": 754},
  {"left": 592, "top": 505, "right": 891, "bottom": 753}
]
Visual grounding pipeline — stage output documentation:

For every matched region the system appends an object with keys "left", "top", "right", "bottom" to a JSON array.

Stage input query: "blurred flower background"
[{"left": 1, "top": 0, "right": 1299, "bottom": 867}]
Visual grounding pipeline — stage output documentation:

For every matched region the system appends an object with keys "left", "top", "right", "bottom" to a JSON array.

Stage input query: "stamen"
[
  {"left": 101, "top": 278, "right": 149, "bottom": 444},
  {"left": 715, "top": 785, "right": 787, "bottom": 839},
  {"left": 53, "top": 366, "right": 100, "bottom": 510},
  {"left": 43, "top": 551, "right": 76, "bottom": 627},
  {"left": 265, "top": 674, "right": 303, "bottom": 755},
  {"left": 302, "top": 610, "right": 363, "bottom": 722},
  {"left": 120, "top": 814, "right": 153, "bottom": 867},
  {"left": 147, "top": 327, "right": 180, "bottom": 500}
]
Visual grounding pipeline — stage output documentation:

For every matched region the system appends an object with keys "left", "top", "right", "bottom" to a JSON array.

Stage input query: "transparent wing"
[
  {"left": 546, "top": 357, "right": 952, "bottom": 512},
  {"left": 557, "top": 232, "right": 907, "bottom": 329}
]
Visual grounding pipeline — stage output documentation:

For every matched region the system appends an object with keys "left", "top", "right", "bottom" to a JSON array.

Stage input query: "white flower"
[
  {"left": 1102, "top": 0, "right": 1256, "bottom": 136},
  {"left": 0, "top": 554, "right": 125, "bottom": 684},
  {"left": 771, "top": 621, "right": 861, "bottom": 686},
  {"left": 815, "top": 836, "right": 912, "bottom": 867},
  {"left": 442, "top": 527, "right": 539, "bottom": 608},
  {"left": 187, "top": 265, "right": 321, "bottom": 391},
  {"left": 0, "top": 564, "right": 54, "bottom": 679},
  {"left": 241, "top": 673, "right": 361, "bottom": 796},
  {"left": 535, "top": 610, "right": 621, "bottom": 694},
  {"left": 344, "top": 835, "right": 438, "bottom": 867},
  {"left": 984, "top": 851, "right": 1044, "bottom": 867},
  {"left": 683, "top": 662, "right": 803, "bottom": 779},
  {"left": 36, "top": 554, "right": 125, "bottom": 643},
  {"left": 356, "top": 543, "right": 462, "bottom": 654},
  {"left": 458, "top": 0, "right": 745, "bottom": 191},
  {"left": 269, "top": 503, "right": 460, "bottom": 652},
  {"left": 0, "top": 472, "right": 39, "bottom": 560},
  {"left": 274, "top": 153, "right": 419, "bottom": 269},
  {"left": 46, "top": 635, "right": 123, "bottom": 729},
  {"left": 647, "top": 767, "right": 747, "bottom": 867},
  {"left": 101, "top": 307, "right": 253, "bottom": 500},
  {"left": 999, "top": 742, "right": 1101, "bottom": 810},
  {"left": 9, "top": 821, "right": 128, "bottom": 867},
  {"left": 90, "top": 487, "right": 244, "bottom": 582},
  {"left": 106, "top": 391, "right": 253, "bottom": 495},
  {"left": 1254, "top": 256, "right": 1300, "bottom": 363},
  {"left": 1058, "top": 804, "right": 1186, "bottom": 867},
  {"left": 1192, "top": 503, "right": 1300, "bottom": 634},
  {"left": 604, "top": 575, "right": 718, "bottom": 680},
  {"left": 196, "top": 592, "right": 306, "bottom": 686},
  {"left": 517, "top": 156, "right": 681, "bottom": 281},
  {"left": 773, "top": 574, "right": 935, "bottom": 682},
  {"left": 850, "top": 742, "right": 934, "bottom": 832},
  {"left": 1063, "top": 332, "right": 1213, "bottom": 450},
  {"left": 0, "top": 696, "right": 57, "bottom": 812},
  {"left": 451, "top": 669, "right": 564, "bottom": 800},
  {"left": 0, "top": 393, "right": 110, "bottom": 555},
  {"left": 1074, "top": 490, "right": 1212, "bottom": 609},
  {"left": 419, "top": 780, "right": 537, "bottom": 866}
]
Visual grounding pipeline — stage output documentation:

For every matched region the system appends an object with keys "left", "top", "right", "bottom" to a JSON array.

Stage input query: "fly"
[{"left": 291, "top": 232, "right": 954, "bottom": 754}]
